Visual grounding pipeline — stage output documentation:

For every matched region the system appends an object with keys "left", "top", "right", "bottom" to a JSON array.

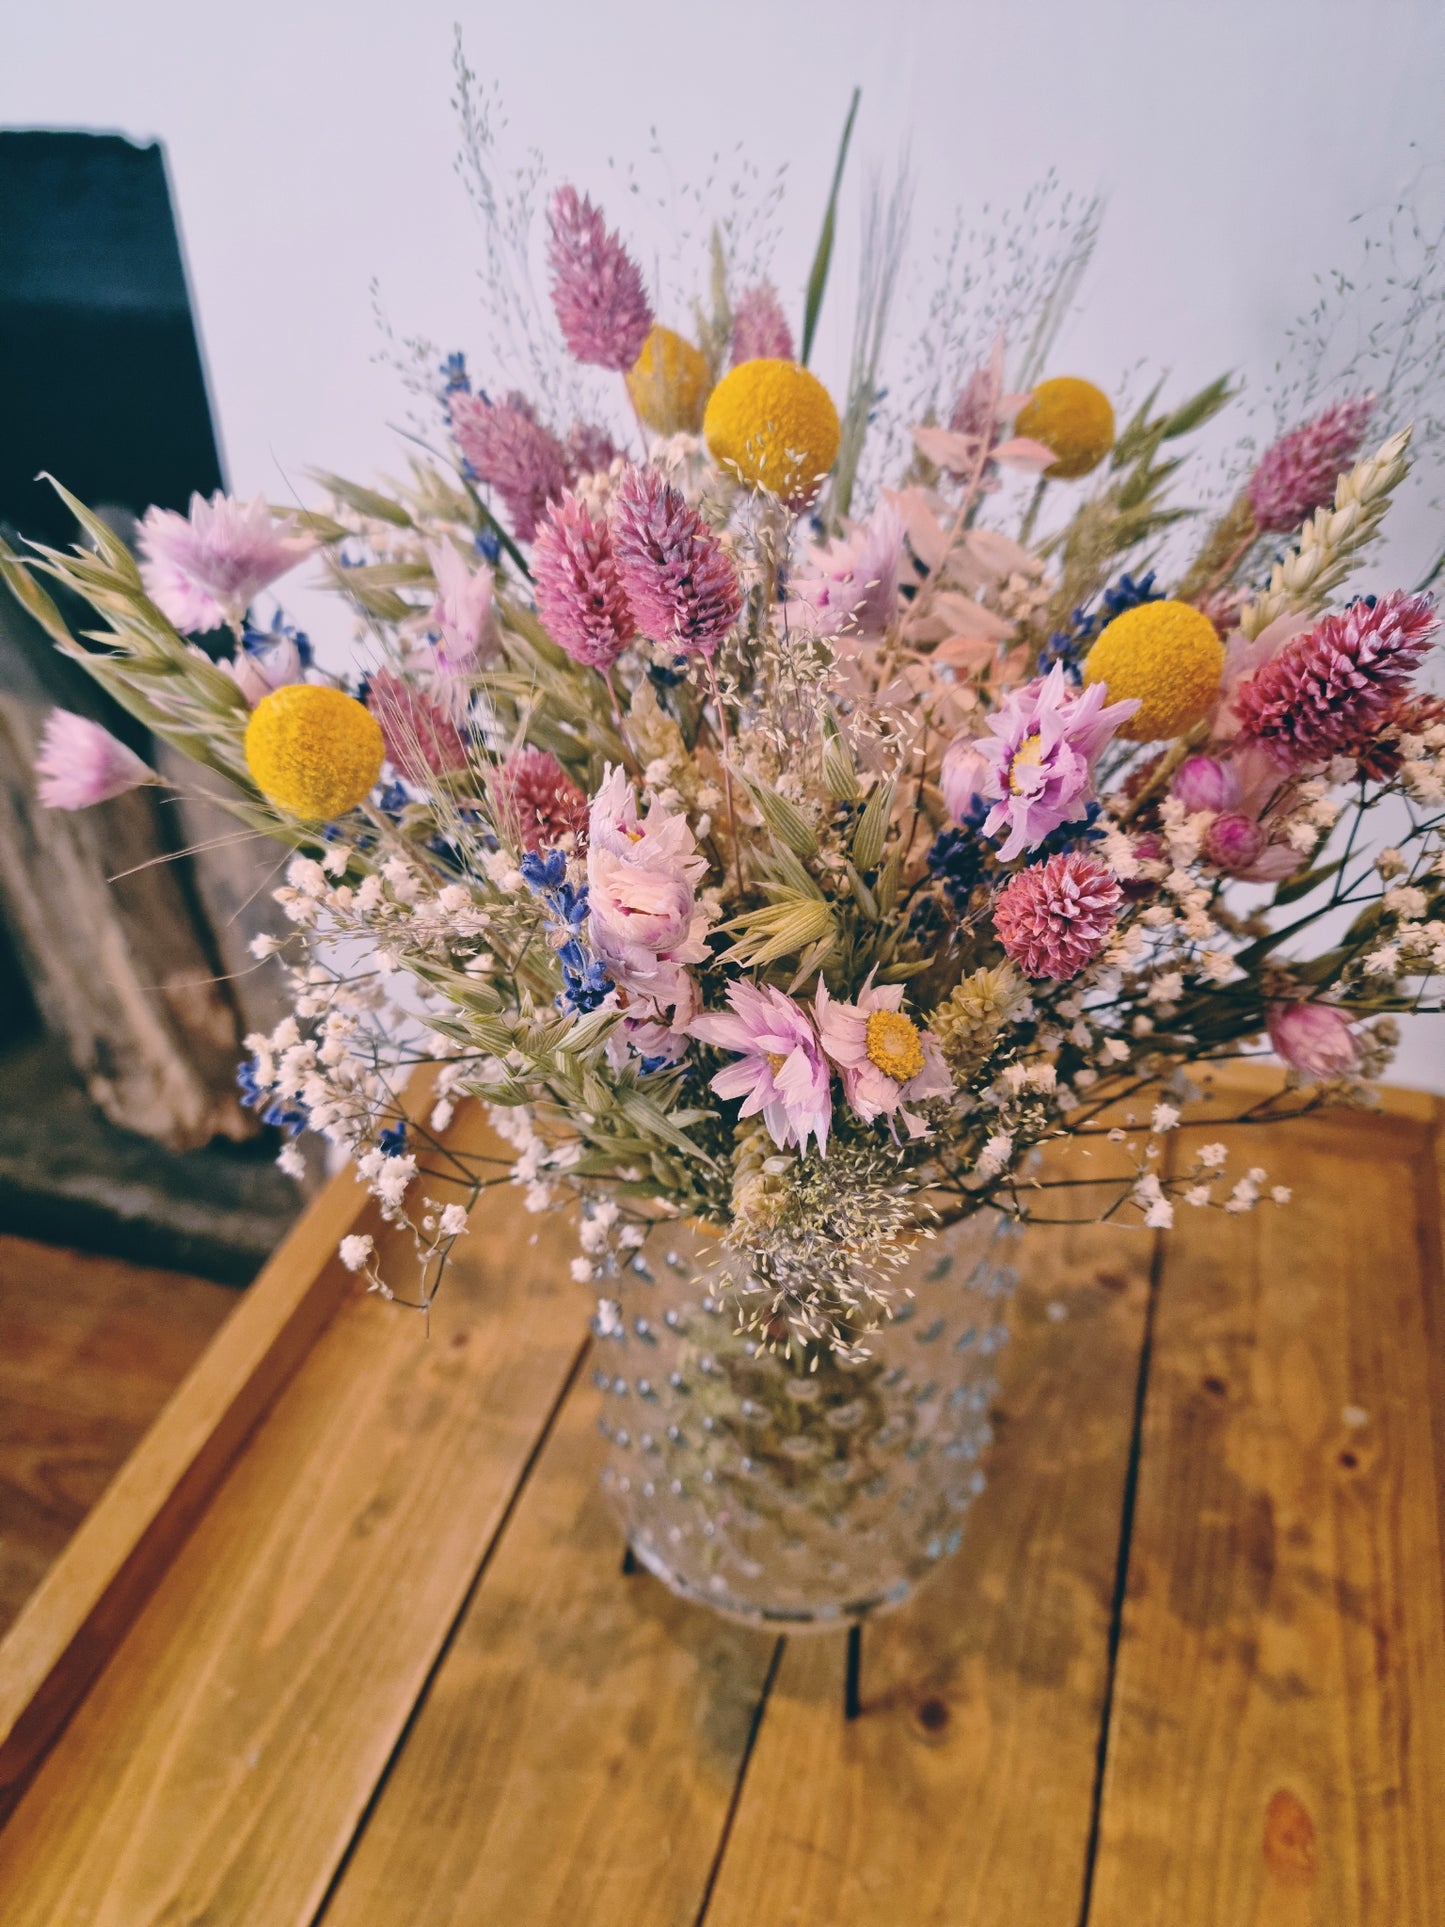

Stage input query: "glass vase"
[{"left": 595, "top": 1213, "right": 1020, "bottom": 1628}]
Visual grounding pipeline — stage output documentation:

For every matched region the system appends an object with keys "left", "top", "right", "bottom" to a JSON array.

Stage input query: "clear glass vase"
[{"left": 595, "top": 1213, "right": 1020, "bottom": 1628}]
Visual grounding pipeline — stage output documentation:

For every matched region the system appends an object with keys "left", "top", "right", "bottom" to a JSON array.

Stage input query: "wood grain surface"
[
  {"left": 0, "top": 1086, "right": 1440, "bottom": 1925},
  {"left": 0, "top": 1234, "right": 231, "bottom": 1638}
]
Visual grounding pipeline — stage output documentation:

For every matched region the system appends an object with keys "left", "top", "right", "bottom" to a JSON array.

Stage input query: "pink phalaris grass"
[
  {"left": 992, "top": 851, "right": 1122, "bottom": 981},
  {"left": 1247, "top": 397, "right": 1376, "bottom": 533},
  {"left": 532, "top": 490, "right": 636, "bottom": 671},
  {"left": 492, "top": 746, "right": 590, "bottom": 851},
  {"left": 1232, "top": 590, "right": 1439, "bottom": 768},
  {"left": 366, "top": 668, "right": 468, "bottom": 784},
  {"left": 34, "top": 709, "right": 153, "bottom": 809},
  {"left": 1267, "top": 1002, "right": 1359, "bottom": 1080},
  {"left": 139, "top": 491, "right": 314, "bottom": 632},
  {"left": 567, "top": 420, "right": 622, "bottom": 478},
  {"left": 730, "top": 283, "right": 794, "bottom": 366},
  {"left": 610, "top": 465, "right": 741, "bottom": 656},
  {"left": 547, "top": 186, "right": 653, "bottom": 373},
  {"left": 450, "top": 392, "right": 572, "bottom": 542}
]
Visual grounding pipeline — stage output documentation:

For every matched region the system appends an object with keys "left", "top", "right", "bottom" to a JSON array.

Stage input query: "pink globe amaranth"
[
  {"left": 1204, "top": 811, "right": 1266, "bottom": 874},
  {"left": 1267, "top": 1002, "right": 1359, "bottom": 1079},
  {"left": 939, "top": 737, "right": 990, "bottom": 825},
  {"left": 1172, "top": 754, "right": 1242, "bottom": 814},
  {"left": 992, "top": 850, "right": 1122, "bottom": 982}
]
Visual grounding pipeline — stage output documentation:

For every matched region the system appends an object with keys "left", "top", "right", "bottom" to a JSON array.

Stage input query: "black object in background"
[{"left": 0, "top": 130, "right": 225, "bottom": 549}]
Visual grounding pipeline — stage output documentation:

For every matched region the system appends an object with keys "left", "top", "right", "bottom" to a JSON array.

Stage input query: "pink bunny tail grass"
[
  {"left": 610, "top": 464, "right": 741, "bottom": 656},
  {"left": 532, "top": 490, "right": 636, "bottom": 672},
  {"left": 547, "top": 185, "right": 653, "bottom": 373}
]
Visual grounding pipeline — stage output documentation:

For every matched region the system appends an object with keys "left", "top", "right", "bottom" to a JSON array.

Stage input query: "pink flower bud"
[
  {"left": 1204, "top": 810, "right": 1266, "bottom": 873},
  {"left": 940, "top": 737, "right": 990, "bottom": 825},
  {"left": 1267, "top": 1002, "right": 1359, "bottom": 1079},
  {"left": 1172, "top": 754, "right": 1242, "bottom": 814}
]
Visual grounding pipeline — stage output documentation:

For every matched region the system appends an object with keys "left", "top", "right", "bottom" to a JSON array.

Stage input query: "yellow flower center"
[
  {"left": 865, "top": 1008, "right": 924, "bottom": 1085},
  {"left": 703, "top": 358, "right": 841, "bottom": 505},
  {"left": 766, "top": 1051, "right": 788, "bottom": 1078},
  {"left": 1082, "top": 599, "right": 1225, "bottom": 742},
  {"left": 1009, "top": 731, "right": 1045, "bottom": 793},
  {"left": 1014, "top": 376, "right": 1115, "bottom": 480},
  {"left": 244, "top": 683, "right": 385, "bottom": 820}
]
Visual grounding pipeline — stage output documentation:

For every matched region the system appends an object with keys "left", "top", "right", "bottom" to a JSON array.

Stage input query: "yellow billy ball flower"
[
  {"left": 703, "top": 357, "right": 840, "bottom": 504},
  {"left": 626, "top": 325, "right": 713, "bottom": 435},
  {"left": 1083, "top": 600, "right": 1225, "bottom": 741},
  {"left": 1015, "top": 376, "right": 1115, "bottom": 479},
  {"left": 244, "top": 683, "right": 385, "bottom": 819}
]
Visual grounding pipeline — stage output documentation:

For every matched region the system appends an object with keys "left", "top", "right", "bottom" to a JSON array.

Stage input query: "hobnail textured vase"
[{"left": 595, "top": 1214, "right": 1020, "bottom": 1628}]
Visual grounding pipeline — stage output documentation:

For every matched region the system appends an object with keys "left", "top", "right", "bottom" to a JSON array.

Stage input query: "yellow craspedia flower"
[
  {"left": 1015, "top": 376, "right": 1115, "bottom": 479},
  {"left": 1083, "top": 600, "right": 1225, "bottom": 741},
  {"left": 627, "top": 325, "right": 713, "bottom": 435},
  {"left": 245, "top": 683, "right": 384, "bottom": 819},
  {"left": 703, "top": 357, "right": 840, "bottom": 504}
]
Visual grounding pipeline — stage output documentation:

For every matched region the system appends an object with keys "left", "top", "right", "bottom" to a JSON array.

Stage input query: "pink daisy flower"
[
  {"left": 977, "top": 664, "right": 1140, "bottom": 861},
  {"left": 791, "top": 501, "right": 904, "bottom": 641},
  {"left": 610, "top": 465, "right": 741, "bottom": 656},
  {"left": 547, "top": 185, "right": 653, "bottom": 373},
  {"left": 689, "top": 980, "right": 831, "bottom": 1154},
  {"left": 814, "top": 979, "right": 952, "bottom": 1137},
  {"left": 138, "top": 491, "right": 314, "bottom": 632},
  {"left": 427, "top": 541, "right": 499, "bottom": 673},
  {"left": 532, "top": 491, "right": 636, "bottom": 672},
  {"left": 34, "top": 709, "right": 153, "bottom": 809},
  {"left": 993, "top": 851, "right": 1122, "bottom": 981}
]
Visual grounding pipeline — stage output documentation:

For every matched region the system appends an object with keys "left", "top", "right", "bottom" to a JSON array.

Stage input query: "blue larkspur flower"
[{"left": 1038, "top": 570, "right": 1162, "bottom": 682}]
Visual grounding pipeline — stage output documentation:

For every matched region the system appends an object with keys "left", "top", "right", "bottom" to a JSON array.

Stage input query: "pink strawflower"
[
  {"left": 977, "top": 663, "right": 1140, "bottom": 861},
  {"left": 1171, "top": 754, "right": 1243, "bottom": 814},
  {"left": 1248, "top": 397, "right": 1376, "bottom": 534},
  {"left": 567, "top": 420, "right": 622, "bottom": 478},
  {"left": 366, "top": 668, "right": 469, "bottom": 784},
  {"left": 35, "top": 709, "right": 152, "bottom": 809},
  {"left": 492, "top": 747, "right": 589, "bottom": 852},
  {"left": 532, "top": 491, "right": 636, "bottom": 671},
  {"left": 450, "top": 392, "right": 572, "bottom": 542},
  {"left": 993, "top": 851, "right": 1122, "bottom": 981},
  {"left": 587, "top": 764, "right": 712, "bottom": 985},
  {"left": 792, "top": 501, "right": 904, "bottom": 640},
  {"left": 1232, "top": 591, "right": 1439, "bottom": 768},
  {"left": 1203, "top": 810, "right": 1267, "bottom": 874},
  {"left": 547, "top": 185, "right": 653, "bottom": 373},
  {"left": 730, "top": 283, "right": 794, "bottom": 366},
  {"left": 427, "top": 541, "right": 499, "bottom": 672},
  {"left": 814, "top": 979, "right": 952, "bottom": 1138},
  {"left": 689, "top": 980, "right": 831, "bottom": 1154},
  {"left": 1267, "top": 1002, "right": 1360, "bottom": 1080},
  {"left": 610, "top": 465, "right": 741, "bottom": 656},
  {"left": 138, "top": 491, "right": 314, "bottom": 632},
  {"left": 940, "top": 737, "right": 991, "bottom": 825}
]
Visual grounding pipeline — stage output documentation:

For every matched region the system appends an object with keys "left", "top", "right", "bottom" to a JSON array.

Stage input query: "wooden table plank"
[
  {"left": 0, "top": 1235, "right": 231, "bottom": 1639},
  {"left": 1087, "top": 1111, "right": 1445, "bottom": 1924},
  {"left": 699, "top": 1214, "right": 1156, "bottom": 1927},
  {"left": 0, "top": 1127, "right": 588, "bottom": 1926},
  {"left": 320, "top": 1367, "right": 779, "bottom": 1927}
]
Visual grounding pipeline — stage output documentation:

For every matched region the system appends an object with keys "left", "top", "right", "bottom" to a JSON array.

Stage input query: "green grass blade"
[{"left": 800, "top": 86, "right": 861, "bottom": 368}]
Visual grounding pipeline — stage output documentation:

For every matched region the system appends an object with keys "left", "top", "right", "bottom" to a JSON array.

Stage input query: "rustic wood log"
[{"left": 0, "top": 625, "right": 254, "bottom": 1148}]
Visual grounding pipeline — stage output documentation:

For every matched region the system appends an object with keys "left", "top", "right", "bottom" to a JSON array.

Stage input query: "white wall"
[{"left": 7, "top": 0, "right": 1445, "bottom": 1081}]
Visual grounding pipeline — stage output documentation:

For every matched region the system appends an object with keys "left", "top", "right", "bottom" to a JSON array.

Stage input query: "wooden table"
[{"left": 0, "top": 1083, "right": 1442, "bottom": 1924}]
